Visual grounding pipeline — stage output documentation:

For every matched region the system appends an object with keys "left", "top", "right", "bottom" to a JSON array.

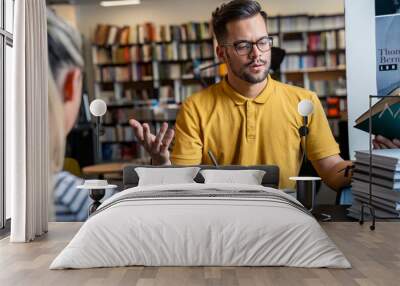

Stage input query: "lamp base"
[{"left": 88, "top": 189, "right": 105, "bottom": 216}]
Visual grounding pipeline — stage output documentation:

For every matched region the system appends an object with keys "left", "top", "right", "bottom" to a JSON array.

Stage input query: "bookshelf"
[
  {"left": 92, "top": 14, "right": 349, "bottom": 162},
  {"left": 92, "top": 22, "right": 219, "bottom": 161},
  {"left": 276, "top": 14, "right": 347, "bottom": 117},
  {"left": 270, "top": 13, "right": 348, "bottom": 158}
]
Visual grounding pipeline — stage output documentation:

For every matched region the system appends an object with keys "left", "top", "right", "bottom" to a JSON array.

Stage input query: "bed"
[{"left": 50, "top": 165, "right": 350, "bottom": 269}]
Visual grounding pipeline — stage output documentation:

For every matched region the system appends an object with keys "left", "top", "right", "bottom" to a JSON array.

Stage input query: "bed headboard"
[{"left": 123, "top": 165, "right": 280, "bottom": 189}]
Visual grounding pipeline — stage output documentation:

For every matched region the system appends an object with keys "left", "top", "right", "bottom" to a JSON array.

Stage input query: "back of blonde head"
[
  {"left": 48, "top": 72, "right": 66, "bottom": 173},
  {"left": 47, "top": 8, "right": 83, "bottom": 173}
]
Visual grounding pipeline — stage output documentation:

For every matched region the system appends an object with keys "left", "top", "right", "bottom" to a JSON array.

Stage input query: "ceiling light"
[{"left": 100, "top": 0, "right": 141, "bottom": 7}]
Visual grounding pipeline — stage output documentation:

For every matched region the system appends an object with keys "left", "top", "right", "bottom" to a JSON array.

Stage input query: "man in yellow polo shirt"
[
  {"left": 169, "top": 74, "right": 341, "bottom": 190},
  {"left": 129, "top": 0, "right": 398, "bottom": 190}
]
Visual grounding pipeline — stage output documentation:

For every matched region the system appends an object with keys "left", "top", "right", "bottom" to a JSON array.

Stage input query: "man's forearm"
[{"left": 323, "top": 160, "right": 353, "bottom": 191}]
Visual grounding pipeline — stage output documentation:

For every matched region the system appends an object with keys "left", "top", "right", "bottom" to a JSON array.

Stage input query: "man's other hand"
[{"left": 373, "top": 135, "right": 400, "bottom": 149}]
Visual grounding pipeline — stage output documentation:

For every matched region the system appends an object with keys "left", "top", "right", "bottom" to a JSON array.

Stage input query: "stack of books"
[{"left": 347, "top": 149, "right": 400, "bottom": 219}]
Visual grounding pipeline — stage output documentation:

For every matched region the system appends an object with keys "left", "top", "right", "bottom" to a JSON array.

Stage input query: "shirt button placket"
[{"left": 246, "top": 101, "right": 256, "bottom": 140}]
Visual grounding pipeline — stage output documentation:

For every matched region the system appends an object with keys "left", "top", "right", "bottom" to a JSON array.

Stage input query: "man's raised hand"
[{"left": 129, "top": 119, "right": 175, "bottom": 165}]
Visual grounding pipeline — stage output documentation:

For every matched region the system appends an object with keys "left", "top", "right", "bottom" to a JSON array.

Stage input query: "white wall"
[
  {"left": 344, "top": 0, "right": 376, "bottom": 159},
  {"left": 51, "top": 4, "right": 78, "bottom": 28}
]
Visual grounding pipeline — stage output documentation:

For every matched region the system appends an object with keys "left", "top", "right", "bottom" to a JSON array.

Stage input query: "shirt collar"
[{"left": 221, "top": 74, "right": 275, "bottom": 106}]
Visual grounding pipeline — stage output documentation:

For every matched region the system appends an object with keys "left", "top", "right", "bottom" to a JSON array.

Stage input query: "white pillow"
[
  {"left": 200, "top": 169, "right": 266, "bottom": 185},
  {"left": 135, "top": 167, "right": 201, "bottom": 186}
]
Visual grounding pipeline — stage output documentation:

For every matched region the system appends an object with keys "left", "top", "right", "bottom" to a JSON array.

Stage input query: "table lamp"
[
  {"left": 297, "top": 99, "right": 314, "bottom": 163},
  {"left": 290, "top": 100, "right": 323, "bottom": 215},
  {"left": 89, "top": 99, "right": 107, "bottom": 163},
  {"left": 77, "top": 99, "right": 117, "bottom": 216}
]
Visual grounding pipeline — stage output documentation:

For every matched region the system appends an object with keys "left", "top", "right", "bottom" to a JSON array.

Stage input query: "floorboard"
[{"left": 0, "top": 222, "right": 399, "bottom": 286}]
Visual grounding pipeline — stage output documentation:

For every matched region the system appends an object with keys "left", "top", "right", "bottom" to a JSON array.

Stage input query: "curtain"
[{"left": 7, "top": 0, "right": 49, "bottom": 242}]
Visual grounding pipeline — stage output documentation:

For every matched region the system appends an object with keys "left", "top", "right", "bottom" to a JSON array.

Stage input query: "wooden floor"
[{"left": 0, "top": 222, "right": 399, "bottom": 286}]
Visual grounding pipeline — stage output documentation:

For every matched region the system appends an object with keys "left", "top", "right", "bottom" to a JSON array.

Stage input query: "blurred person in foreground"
[{"left": 48, "top": 9, "right": 114, "bottom": 221}]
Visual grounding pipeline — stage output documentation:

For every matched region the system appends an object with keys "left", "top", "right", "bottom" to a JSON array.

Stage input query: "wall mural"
[{"left": 375, "top": 0, "right": 400, "bottom": 95}]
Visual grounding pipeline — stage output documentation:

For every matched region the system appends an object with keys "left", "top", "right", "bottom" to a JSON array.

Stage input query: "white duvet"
[{"left": 50, "top": 183, "right": 351, "bottom": 269}]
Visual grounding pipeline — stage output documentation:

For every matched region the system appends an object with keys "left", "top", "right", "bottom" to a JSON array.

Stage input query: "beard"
[
  {"left": 239, "top": 67, "right": 269, "bottom": 83},
  {"left": 227, "top": 53, "right": 270, "bottom": 84}
]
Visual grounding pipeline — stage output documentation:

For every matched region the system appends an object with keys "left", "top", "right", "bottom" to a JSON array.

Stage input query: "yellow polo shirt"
[{"left": 171, "top": 75, "right": 340, "bottom": 189}]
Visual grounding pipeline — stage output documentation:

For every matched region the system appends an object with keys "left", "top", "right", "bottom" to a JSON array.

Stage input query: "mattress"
[{"left": 50, "top": 183, "right": 351, "bottom": 269}]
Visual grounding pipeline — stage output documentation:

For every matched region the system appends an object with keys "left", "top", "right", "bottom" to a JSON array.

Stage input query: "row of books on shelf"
[
  {"left": 93, "top": 14, "right": 344, "bottom": 46},
  {"left": 104, "top": 105, "right": 179, "bottom": 124},
  {"left": 94, "top": 22, "right": 212, "bottom": 46},
  {"left": 95, "top": 60, "right": 218, "bottom": 83},
  {"left": 310, "top": 78, "right": 347, "bottom": 96},
  {"left": 308, "top": 15, "right": 345, "bottom": 31},
  {"left": 281, "top": 53, "right": 345, "bottom": 71},
  {"left": 158, "top": 63, "right": 194, "bottom": 80},
  {"left": 281, "top": 31, "right": 345, "bottom": 53},
  {"left": 101, "top": 114, "right": 179, "bottom": 145},
  {"left": 104, "top": 106, "right": 155, "bottom": 124},
  {"left": 93, "top": 42, "right": 215, "bottom": 64},
  {"left": 96, "top": 88, "right": 156, "bottom": 104},
  {"left": 102, "top": 125, "right": 135, "bottom": 143},
  {"left": 280, "top": 40, "right": 307, "bottom": 53},
  {"left": 158, "top": 84, "right": 203, "bottom": 104},
  {"left": 347, "top": 149, "right": 400, "bottom": 219},
  {"left": 274, "top": 14, "right": 344, "bottom": 33},
  {"left": 307, "top": 30, "right": 345, "bottom": 51},
  {"left": 96, "top": 64, "right": 153, "bottom": 82},
  {"left": 97, "top": 81, "right": 204, "bottom": 105}
]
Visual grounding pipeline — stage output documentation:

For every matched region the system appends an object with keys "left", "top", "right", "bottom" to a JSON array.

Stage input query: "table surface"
[
  {"left": 82, "top": 157, "right": 151, "bottom": 176},
  {"left": 1, "top": 221, "right": 399, "bottom": 286},
  {"left": 82, "top": 162, "right": 127, "bottom": 176}
]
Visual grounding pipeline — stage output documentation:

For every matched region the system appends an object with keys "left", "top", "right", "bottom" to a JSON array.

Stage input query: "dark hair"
[{"left": 212, "top": 0, "right": 268, "bottom": 43}]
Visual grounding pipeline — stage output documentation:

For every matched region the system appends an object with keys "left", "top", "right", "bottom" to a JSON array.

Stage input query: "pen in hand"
[
  {"left": 208, "top": 150, "right": 219, "bottom": 168},
  {"left": 337, "top": 164, "right": 355, "bottom": 177}
]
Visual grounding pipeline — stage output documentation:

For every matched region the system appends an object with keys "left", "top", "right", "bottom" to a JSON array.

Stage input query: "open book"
[{"left": 354, "top": 87, "right": 400, "bottom": 139}]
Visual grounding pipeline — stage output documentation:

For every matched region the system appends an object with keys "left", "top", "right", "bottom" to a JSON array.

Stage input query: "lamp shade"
[
  {"left": 90, "top": 99, "right": 107, "bottom": 117},
  {"left": 297, "top": 99, "right": 314, "bottom": 117}
]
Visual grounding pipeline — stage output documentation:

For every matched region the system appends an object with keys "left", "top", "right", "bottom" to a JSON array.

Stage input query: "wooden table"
[
  {"left": 1, "top": 222, "right": 399, "bottom": 286},
  {"left": 82, "top": 162, "right": 127, "bottom": 177},
  {"left": 82, "top": 157, "right": 151, "bottom": 178}
]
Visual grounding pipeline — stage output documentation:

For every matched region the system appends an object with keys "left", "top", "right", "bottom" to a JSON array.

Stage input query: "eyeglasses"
[{"left": 221, "top": 36, "right": 273, "bottom": 56}]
